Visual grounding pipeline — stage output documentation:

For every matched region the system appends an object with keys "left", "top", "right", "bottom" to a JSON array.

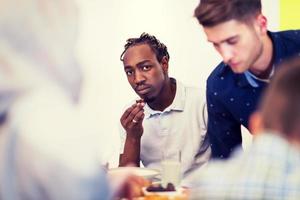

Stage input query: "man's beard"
[
  {"left": 250, "top": 42, "right": 264, "bottom": 68},
  {"left": 143, "top": 96, "right": 155, "bottom": 103},
  {"left": 248, "top": 30, "right": 264, "bottom": 71}
]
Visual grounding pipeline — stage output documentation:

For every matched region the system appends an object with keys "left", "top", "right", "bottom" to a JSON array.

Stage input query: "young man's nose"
[
  {"left": 219, "top": 46, "right": 234, "bottom": 64},
  {"left": 134, "top": 71, "right": 146, "bottom": 84}
]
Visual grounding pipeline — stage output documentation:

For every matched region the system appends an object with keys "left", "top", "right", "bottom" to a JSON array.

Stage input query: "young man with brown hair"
[{"left": 194, "top": 0, "right": 300, "bottom": 159}]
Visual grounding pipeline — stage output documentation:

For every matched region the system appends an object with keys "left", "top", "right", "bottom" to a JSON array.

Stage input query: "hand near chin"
[{"left": 120, "top": 99, "right": 145, "bottom": 138}]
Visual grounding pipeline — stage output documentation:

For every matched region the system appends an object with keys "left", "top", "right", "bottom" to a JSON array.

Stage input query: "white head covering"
[
  {"left": 0, "top": 0, "right": 82, "bottom": 117},
  {"left": 0, "top": 1, "right": 111, "bottom": 199}
]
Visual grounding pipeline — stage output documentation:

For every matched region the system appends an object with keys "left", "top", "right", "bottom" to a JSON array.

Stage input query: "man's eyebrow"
[
  {"left": 136, "top": 60, "right": 151, "bottom": 66},
  {"left": 208, "top": 36, "right": 238, "bottom": 44},
  {"left": 124, "top": 66, "right": 132, "bottom": 70},
  {"left": 124, "top": 60, "right": 151, "bottom": 69}
]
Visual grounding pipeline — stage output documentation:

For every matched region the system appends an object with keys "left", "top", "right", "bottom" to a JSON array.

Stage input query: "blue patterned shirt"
[
  {"left": 206, "top": 30, "right": 300, "bottom": 159},
  {"left": 190, "top": 133, "right": 300, "bottom": 200}
]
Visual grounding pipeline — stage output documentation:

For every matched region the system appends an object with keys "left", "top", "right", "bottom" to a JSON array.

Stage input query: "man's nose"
[
  {"left": 134, "top": 71, "right": 146, "bottom": 85},
  {"left": 219, "top": 46, "right": 234, "bottom": 64}
]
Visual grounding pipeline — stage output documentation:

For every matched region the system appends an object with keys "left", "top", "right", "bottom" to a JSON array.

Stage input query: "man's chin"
[
  {"left": 230, "top": 65, "right": 247, "bottom": 74},
  {"left": 232, "top": 70, "right": 245, "bottom": 74},
  {"left": 143, "top": 96, "right": 155, "bottom": 103}
]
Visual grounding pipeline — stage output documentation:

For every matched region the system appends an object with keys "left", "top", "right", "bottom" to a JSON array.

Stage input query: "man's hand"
[
  {"left": 120, "top": 100, "right": 145, "bottom": 138},
  {"left": 119, "top": 100, "right": 145, "bottom": 167},
  {"left": 117, "top": 175, "right": 150, "bottom": 199},
  {"left": 109, "top": 169, "right": 150, "bottom": 199}
]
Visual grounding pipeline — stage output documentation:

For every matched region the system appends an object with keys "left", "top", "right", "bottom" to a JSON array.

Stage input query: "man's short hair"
[
  {"left": 120, "top": 33, "right": 170, "bottom": 63},
  {"left": 259, "top": 57, "right": 300, "bottom": 136},
  {"left": 194, "top": 0, "right": 262, "bottom": 27}
]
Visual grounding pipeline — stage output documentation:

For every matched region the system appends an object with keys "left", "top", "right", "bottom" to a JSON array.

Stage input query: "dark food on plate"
[{"left": 146, "top": 183, "right": 176, "bottom": 192}]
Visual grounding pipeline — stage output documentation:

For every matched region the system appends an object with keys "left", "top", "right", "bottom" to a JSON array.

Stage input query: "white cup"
[{"left": 161, "top": 159, "right": 181, "bottom": 187}]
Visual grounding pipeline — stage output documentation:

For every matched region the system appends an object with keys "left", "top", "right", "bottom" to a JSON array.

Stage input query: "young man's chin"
[
  {"left": 143, "top": 96, "right": 155, "bottom": 103},
  {"left": 230, "top": 65, "right": 247, "bottom": 74}
]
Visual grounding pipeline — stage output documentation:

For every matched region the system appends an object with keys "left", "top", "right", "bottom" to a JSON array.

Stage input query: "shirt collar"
[
  {"left": 244, "top": 65, "right": 274, "bottom": 87},
  {"left": 144, "top": 78, "right": 185, "bottom": 119}
]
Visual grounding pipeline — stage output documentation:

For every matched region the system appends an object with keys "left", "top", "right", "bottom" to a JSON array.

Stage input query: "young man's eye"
[
  {"left": 213, "top": 43, "right": 220, "bottom": 49},
  {"left": 142, "top": 65, "right": 151, "bottom": 71},
  {"left": 125, "top": 70, "right": 133, "bottom": 76},
  {"left": 227, "top": 38, "right": 238, "bottom": 45}
]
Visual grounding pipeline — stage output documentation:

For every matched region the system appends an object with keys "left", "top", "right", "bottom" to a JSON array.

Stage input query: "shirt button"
[{"left": 230, "top": 98, "right": 234, "bottom": 102}]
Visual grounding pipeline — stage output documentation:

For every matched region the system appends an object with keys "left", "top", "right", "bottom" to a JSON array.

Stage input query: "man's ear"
[
  {"left": 161, "top": 56, "right": 169, "bottom": 74},
  {"left": 254, "top": 13, "right": 268, "bottom": 35},
  {"left": 249, "top": 111, "right": 264, "bottom": 136}
]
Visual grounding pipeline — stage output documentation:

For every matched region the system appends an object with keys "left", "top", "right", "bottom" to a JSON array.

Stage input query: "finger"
[
  {"left": 120, "top": 104, "right": 137, "bottom": 125},
  {"left": 126, "top": 106, "right": 144, "bottom": 123},
  {"left": 132, "top": 111, "right": 145, "bottom": 125},
  {"left": 121, "top": 102, "right": 145, "bottom": 127},
  {"left": 135, "top": 99, "right": 145, "bottom": 109},
  {"left": 124, "top": 175, "right": 149, "bottom": 198},
  {"left": 127, "top": 110, "right": 144, "bottom": 129},
  {"left": 135, "top": 99, "right": 144, "bottom": 104},
  {"left": 121, "top": 103, "right": 137, "bottom": 120}
]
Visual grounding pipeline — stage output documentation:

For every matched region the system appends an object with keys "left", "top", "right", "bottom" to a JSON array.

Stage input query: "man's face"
[
  {"left": 203, "top": 19, "right": 264, "bottom": 73},
  {"left": 123, "top": 44, "right": 167, "bottom": 102}
]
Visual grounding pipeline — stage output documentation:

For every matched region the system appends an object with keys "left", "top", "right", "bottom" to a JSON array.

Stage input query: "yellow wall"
[{"left": 280, "top": 0, "right": 300, "bottom": 30}]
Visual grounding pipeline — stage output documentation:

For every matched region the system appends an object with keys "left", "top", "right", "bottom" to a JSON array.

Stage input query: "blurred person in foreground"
[
  {"left": 187, "top": 57, "right": 300, "bottom": 199},
  {"left": 0, "top": 0, "right": 148, "bottom": 199},
  {"left": 118, "top": 33, "right": 210, "bottom": 179},
  {"left": 194, "top": 0, "right": 300, "bottom": 159}
]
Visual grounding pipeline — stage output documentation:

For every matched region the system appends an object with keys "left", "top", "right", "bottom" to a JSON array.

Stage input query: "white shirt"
[{"left": 120, "top": 79, "right": 210, "bottom": 177}]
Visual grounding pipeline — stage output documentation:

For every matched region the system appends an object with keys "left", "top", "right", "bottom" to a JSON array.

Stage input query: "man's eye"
[
  {"left": 142, "top": 65, "right": 151, "bottom": 71},
  {"left": 227, "top": 38, "right": 238, "bottom": 45},
  {"left": 125, "top": 71, "right": 133, "bottom": 76},
  {"left": 213, "top": 43, "right": 219, "bottom": 49}
]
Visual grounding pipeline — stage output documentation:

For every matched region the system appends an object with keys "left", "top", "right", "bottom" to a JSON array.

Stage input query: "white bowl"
[{"left": 108, "top": 166, "right": 160, "bottom": 180}]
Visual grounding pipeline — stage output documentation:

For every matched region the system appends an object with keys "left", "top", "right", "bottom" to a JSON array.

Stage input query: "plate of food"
[
  {"left": 143, "top": 183, "right": 187, "bottom": 199},
  {"left": 108, "top": 166, "right": 160, "bottom": 180}
]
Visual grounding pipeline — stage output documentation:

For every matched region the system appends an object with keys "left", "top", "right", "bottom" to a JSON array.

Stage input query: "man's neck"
[
  {"left": 249, "top": 34, "right": 274, "bottom": 79},
  {"left": 148, "top": 78, "right": 176, "bottom": 112}
]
